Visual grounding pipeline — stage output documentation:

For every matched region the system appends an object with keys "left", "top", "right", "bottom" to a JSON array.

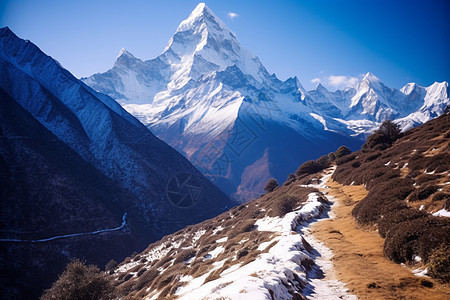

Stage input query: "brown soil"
[{"left": 310, "top": 179, "right": 450, "bottom": 300}]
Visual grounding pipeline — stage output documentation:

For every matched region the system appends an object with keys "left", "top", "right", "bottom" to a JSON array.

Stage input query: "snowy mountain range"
[
  {"left": 83, "top": 3, "right": 449, "bottom": 200},
  {"left": 0, "top": 26, "right": 231, "bottom": 298}
]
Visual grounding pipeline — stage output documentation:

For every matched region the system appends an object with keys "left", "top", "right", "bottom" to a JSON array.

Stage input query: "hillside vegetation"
[{"left": 332, "top": 113, "right": 450, "bottom": 281}]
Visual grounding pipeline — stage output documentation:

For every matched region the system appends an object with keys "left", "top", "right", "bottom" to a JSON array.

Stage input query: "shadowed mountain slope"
[{"left": 0, "top": 27, "right": 232, "bottom": 298}]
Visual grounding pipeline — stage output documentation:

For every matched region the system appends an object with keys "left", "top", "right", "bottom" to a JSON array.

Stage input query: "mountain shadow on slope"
[
  {"left": 0, "top": 27, "right": 232, "bottom": 298},
  {"left": 0, "top": 89, "right": 149, "bottom": 299}
]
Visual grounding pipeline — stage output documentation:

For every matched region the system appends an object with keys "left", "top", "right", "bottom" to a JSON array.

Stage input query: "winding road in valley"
[{"left": 0, "top": 212, "right": 127, "bottom": 243}]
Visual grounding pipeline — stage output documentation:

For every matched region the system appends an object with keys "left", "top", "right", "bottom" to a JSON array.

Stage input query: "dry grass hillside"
[
  {"left": 109, "top": 182, "right": 323, "bottom": 299},
  {"left": 332, "top": 112, "right": 450, "bottom": 281},
  {"left": 312, "top": 180, "right": 449, "bottom": 299}
]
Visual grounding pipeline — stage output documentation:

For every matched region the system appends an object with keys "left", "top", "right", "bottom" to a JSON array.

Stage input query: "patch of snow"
[
  {"left": 432, "top": 209, "right": 450, "bottom": 217},
  {"left": 239, "top": 238, "right": 249, "bottom": 244},
  {"left": 257, "top": 240, "right": 276, "bottom": 252},
  {"left": 192, "top": 229, "right": 206, "bottom": 244},
  {"left": 175, "top": 167, "right": 355, "bottom": 300},
  {"left": 179, "top": 275, "right": 193, "bottom": 283},
  {"left": 212, "top": 226, "right": 223, "bottom": 234},
  {"left": 208, "top": 245, "right": 225, "bottom": 259},
  {"left": 413, "top": 267, "right": 428, "bottom": 277},
  {"left": 310, "top": 113, "right": 332, "bottom": 131},
  {"left": 216, "top": 237, "right": 228, "bottom": 243}
]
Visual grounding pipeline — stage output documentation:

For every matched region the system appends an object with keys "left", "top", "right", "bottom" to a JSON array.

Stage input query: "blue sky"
[{"left": 1, "top": 0, "right": 448, "bottom": 90}]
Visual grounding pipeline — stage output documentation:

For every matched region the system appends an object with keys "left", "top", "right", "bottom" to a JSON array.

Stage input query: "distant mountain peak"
[
  {"left": 114, "top": 48, "right": 139, "bottom": 67},
  {"left": 314, "top": 83, "right": 328, "bottom": 92},
  {"left": 362, "top": 72, "right": 381, "bottom": 84},
  {"left": 164, "top": 2, "right": 239, "bottom": 61},
  {"left": 175, "top": 2, "right": 229, "bottom": 34},
  {"left": 400, "top": 82, "right": 419, "bottom": 94},
  {"left": 82, "top": 4, "right": 449, "bottom": 204},
  {"left": 117, "top": 48, "right": 134, "bottom": 58},
  {"left": 156, "top": 3, "right": 267, "bottom": 86},
  {"left": 0, "top": 26, "right": 12, "bottom": 35}
]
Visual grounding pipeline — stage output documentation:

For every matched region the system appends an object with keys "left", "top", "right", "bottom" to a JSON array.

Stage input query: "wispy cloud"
[
  {"left": 311, "top": 78, "right": 322, "bottom": 84},
  {"left": 328, "top": 75, "right": 359, "bottom": 89},
  {"left": 311, "top": 74, "right": 360, "bottom": 90},
  {"left": 227, "top": 12, "right": 238, "bottom": 20}
]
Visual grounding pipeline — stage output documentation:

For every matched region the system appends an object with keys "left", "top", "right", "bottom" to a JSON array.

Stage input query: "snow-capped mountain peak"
[
  {"left": 362, "top": 71, "right": 380, "bottom": 83},
  {"left": 117, "top": 48, "right": 134, "bottom": 59},
  {"left": 175, "top": 2, "right": 230, "bottom": 36},
  {"left": 163, "top": 2, "right": 239, "bottom": 60},
  {"left": 160, "top": 2, "right": 266, "bottom": 87},
  {"left": 82, "top": 5, "right": 449, "bottom": 202},
  {"left": 314, "top": 83, "right": 329, "bottom": 92},
  {"left": 400, "top": 82, "right": 419, "bottom": 94},
  {"left": 114, "top": 48, "right": 139, "bottom": 67}
]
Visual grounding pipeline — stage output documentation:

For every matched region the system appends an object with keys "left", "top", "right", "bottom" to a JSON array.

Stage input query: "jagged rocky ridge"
[
  {"left": 0, "top": 26, "right": 231, "bottom": 298},
  {"left": 83, "top": 3, "right": 449, "bottom": 201}
]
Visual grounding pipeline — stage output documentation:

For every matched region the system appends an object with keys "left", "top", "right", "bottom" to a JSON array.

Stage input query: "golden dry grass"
[{"left": 311, "top": 179, "right": 450, "bottom": 300}]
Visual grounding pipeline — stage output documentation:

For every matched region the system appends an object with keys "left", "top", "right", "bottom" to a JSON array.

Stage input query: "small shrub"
[
  {"left": 316, "top": 155, "right": 331, "bottom": 168},
  {"left": 335, "top": 153, "right": 357, "bottom": 165},
  {"left": 128, "top": 264, "right": 143, "bottom": 273},
  {"left": 432, "top": 192, "right": 449, "bottom": 202},
  {"left": 264, "top": 179, "right": 279, "bottom": 193},
  {"left": 174, "top": 249, "right": 197, "bottom": 264},
  {"left": 296, "top": 160, "right": 324, "bottom": 176},
  {"left": 284, "top": 173, "right": 296, "bottom": 186},
  {"left": 428, "top": 244, "right": 450, "bottom": 282},
  {"left": 237, "top": 249, "right": 249, "bottom": 259},
  {"left": 378, "top": 208, "right": 428, "bottom": 238},
  {"left": 409, "top": 185, "right": 439, "bottom": 201},
  {"left": 136, "top": 268, "right": 146, "bottom": 277},
  {"left": 105, "top": 259, "right": 118, "bottom": 271},
  {"left": 335, "top": 145, "right": 352, "bottom": 159},
  {"left": 363, "top": 120, "right": 402, "bottom": 150},
  {"left": 351, "top": 161, "right": 361, "bottom": 168},
  {"left": 365, "top": 152, "right": 381, "bottom": 162},
  {"left": 240, "top": 220, "right": 256, "bottom": 232},
  {"left": 328, "top": 152, "right": 336, "bottom": 161},
  {"left": 204, "top": 271, "right": 221, "bottom": 284},
  {"left": 133, "top": 268, "right": 160, "bottom": 291},
  {"left": 414, "top": 174, "right": 441, "bottom": 185},
  {"left": 271, "top": 194, "right": 299, "bottom": 217},
  {"left": 41, "top": 260, "right": 113, "bottom": 300},
  {"left": 384, "top": 216, "right": 450, "bottom": 264}
]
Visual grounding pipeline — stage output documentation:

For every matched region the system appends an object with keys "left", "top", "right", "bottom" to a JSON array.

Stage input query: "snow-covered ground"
[{"left": 156, "top": 167, "right": 357, "bottom": 300}]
